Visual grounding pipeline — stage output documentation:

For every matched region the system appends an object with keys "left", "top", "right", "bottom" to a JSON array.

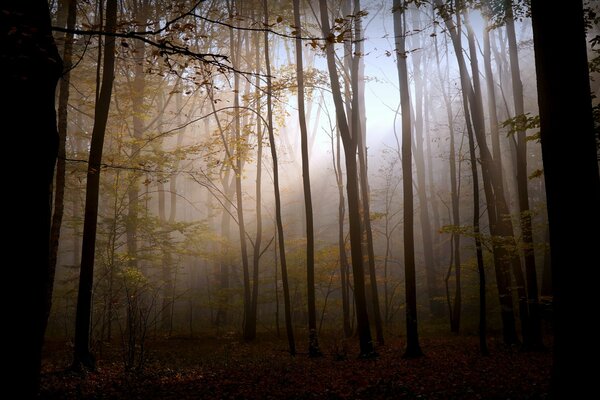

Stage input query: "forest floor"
[{"left": 39, "top": 333, "right": 551, "bottom": 399}]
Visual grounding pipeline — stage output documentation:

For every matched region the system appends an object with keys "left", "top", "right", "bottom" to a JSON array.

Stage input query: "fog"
[{"left": 44, "top": 0, "right": 595, "bottom": 356}]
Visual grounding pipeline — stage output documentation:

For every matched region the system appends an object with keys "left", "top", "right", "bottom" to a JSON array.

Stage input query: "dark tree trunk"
[
  {"left": 464, "top": 11, "right": 529, "bottom": 345},
  {"left": 264, "top": 0, "right": 296, "bottom": 355},
  {"left": 73, "top": 0, "right": 117, "bottom": 370},
  {"left": 332, "top": 128, "right": 353, "bottom": 338},
  {"left": 2, "top": 0, "right": 62, "bottom": 394},
  {"left": 409, "top": 8, "right": 442, "bottom": 319},
  {"left": 352, "top": 0, "right": 384, "bottom": 346},
  {"left": 224, "top": 4, "right": 252, "bottom": 341},
  {"left": 293, "top": 0, "right": 321, "bottom": 357},
  {"left": 436, "top": 0, "right": 520, "bottom": 344},
  {"left": 531, "top": 1, "right": 600, "bottom": 396},
  {"left": 319, "top": 0, "right": 375, "bottom": 357},
  {"left": 434, "top": 32, "right": 463, "bottom": 333},
  {"left": 504, "top": 0, "right": 543, "bottom": 350},
  {"left": 47, "top": 0, "right": 76, "bottom": 334},
  {"left": 393, "top": 0, "right": 423, "bottom": 358},
  {"left": 250, "top": 22, "right": 263, "bottom": 343}
]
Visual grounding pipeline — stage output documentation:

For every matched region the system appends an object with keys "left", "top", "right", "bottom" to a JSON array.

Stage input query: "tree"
[
  {"left": 2, "top": 0, "right": 62, "bottom": 394},
  {"left": 409, "top": 6, "right": 443, "bottom": 319},
  {"left": 504, "top": 0, "right": 542, "bottom": 349},
  {"left": 319, "top": 0, "right": 375, "bottom": 357},
  {"left": 73, "top": 0, "right": 117, "bottom": 370},
  {"left": 393, "top": 0, "right": 423, "bottom": 358},
  {"left": 48, "top": 0, "right": 77, "bottom": 336},
  {"left": 263, "top": 0, "right": 296, "bottom": 355},
  {"left": 293, "top": 0, "right": 321, "bottom": 357},
  {"left": 435, "top": 0, "right": 521, "bottom": 345},
  {"left": 351, "top": 0, "right": 385, "bottom": 345},
  {"left": 531, "top": 0, "right": 600, "bottom": 396}
]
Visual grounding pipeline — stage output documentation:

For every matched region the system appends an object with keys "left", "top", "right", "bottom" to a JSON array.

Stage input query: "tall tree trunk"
[
  {"left": 531, "top": 1, "right": 600, "bottom": 396},
  {"left": 293, "top": 0, "right": 321, "bottom": 356},
  {"left": 3, "top": 0, "right": 62, "bottom": 394},
  {"left": 47, "top": 0, "right": 76, "bottom": 334},
  {"left": 319, "top": 0, "right": 375, "bottom": 357},
  {"left": 393, "top": 0, "right": 423, "bottom": 358},
  {"left": 482, "top": 17, "right": 504, "bottom": 185},
  {"left": 352, "top": 0, "right": 384, "bottom": 345},
  {"left": 73, "top": 0, "right": 117, "bottom": 370},
  {"left": 263, "top": 0, "right": 296, "bottom": 355},
  {"left": 225, "top": 3, "right": 252, "bottom": 341},
  {"left": 409, "top": 8, "right": 441, "bottom": 318},
  {"left": 434, "top": 32, "right": 462, "bottom": 333},
  {"left": 435, "top": 0, "right": 520, "bottom": 344},
  {"left": 332, "top": 126, "right": 352, "bottom": 338},
  {"left": 250, "top": 24, "right": 263, "bottom": 343},
  {"left": 126, "top": 0, "right": 148, "bottom": 281},
  {"left": 504, "top": 0, "right": 543, "bottom": 350},
  {"left": 463, "top": 10, "right": 529, "bottom": 344}
]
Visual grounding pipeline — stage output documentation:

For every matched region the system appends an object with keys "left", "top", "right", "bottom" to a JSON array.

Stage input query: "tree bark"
[
  {"left": 73, "top": 0, "right": 117, "bottom": 370},
  {"left": 48, "top": 0, "right": 77, "bottom": 335},
  {"left": 393, "top": 0, "right": 423, "bottom": 358},
  {"left": 352, "top": 0, "right": 384, "bottom": 345},
  {"left": 319, "top": 0, "right": 374, "bottom": 357},
  {"left": 505, "top": 0, "right": 543, "bottom": 349},
  {"left": 264, "top": 0, "right": 296, "bottom": 355},
  {"left": 531, "top": 1, "right": 600, "bottom": 396},
  {"left": 435, "top": 0, "right": 520, "bottom": 344},
  {"left": 2, "top": 0, "right": 62, "bottom": 394},
  {"left": 293, "top": 0, "right": 321, "bottom": 356}
]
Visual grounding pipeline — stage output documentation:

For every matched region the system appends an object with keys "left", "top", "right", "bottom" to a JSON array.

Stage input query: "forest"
[{"left": 2, "top": 0, "right": 599, "bottom": 398}]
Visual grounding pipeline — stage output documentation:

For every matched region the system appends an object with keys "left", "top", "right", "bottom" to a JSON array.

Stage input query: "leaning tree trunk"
[
  {"left": 319, "top": 0, "right": 375, "bottom": 357},
  {"left": 293, "top": 0, "right": 321, "bottom": 357},
  {"left": 73, "top": 0, "right": 117, "bottom": 370},
  {"left": 435, "top": 0, "right": 520, "bottom": 344},
  {"left": 393, "top": 0, "right": 423, "bottom": 358}
]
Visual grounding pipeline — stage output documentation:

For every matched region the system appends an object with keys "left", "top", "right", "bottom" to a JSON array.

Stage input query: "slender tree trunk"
[
  {"left": 505, "top": 0, "right": 543, "bottom": 350},
  {"left": 482, "top": 17, "right": 504, "bottom": 185},
  {"left": 47, "top": 0, "right": 76, "bottom": 333},
  {"left": 436, "top": 0, "right": 520, "bottom": 344},
  {"left": 293, "top": 0, "right": 321, "bottom": 356},
  {"left": 531, "top": 1, "right": 600, "bottom": 396},
  {"left": 263, "top": 0, "right": 296, "bottom": 355},
  {"left": 393, "top": 0, "right": 423, "bottom": 358},
  {"left": 126, "top": 0, "right": 148, "bottom": 278},
  {"left": 409, "top": 11, "right": 441, "bottom": 318},
  {"left": 73, "top": 0, "right": 117, "bottom": 370},
  {"left": 225, "top": 6, "right": 252, "bottom": 341},
  {"left": 434, "top": 30, "right": 463, "bottom": 333},
  {"left": 319, "top": 0, "right": 374, "bottom": 357},
  {"left": 352, "top": 0, "right": 384, "bottom": 345},
  {"left": 464, "top": 11, "right": 529, "bottom": 344},
  {"left": 332, "top": 126, "right": 353, "bottom": 338},
  {"left": 250, "top": 24, "right": 263, "bottom": 342}
]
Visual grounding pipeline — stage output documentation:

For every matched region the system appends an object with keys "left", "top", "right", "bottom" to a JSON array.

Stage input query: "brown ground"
[{"left": 39, "top": 334, "right": 551, "bottom": 399}]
